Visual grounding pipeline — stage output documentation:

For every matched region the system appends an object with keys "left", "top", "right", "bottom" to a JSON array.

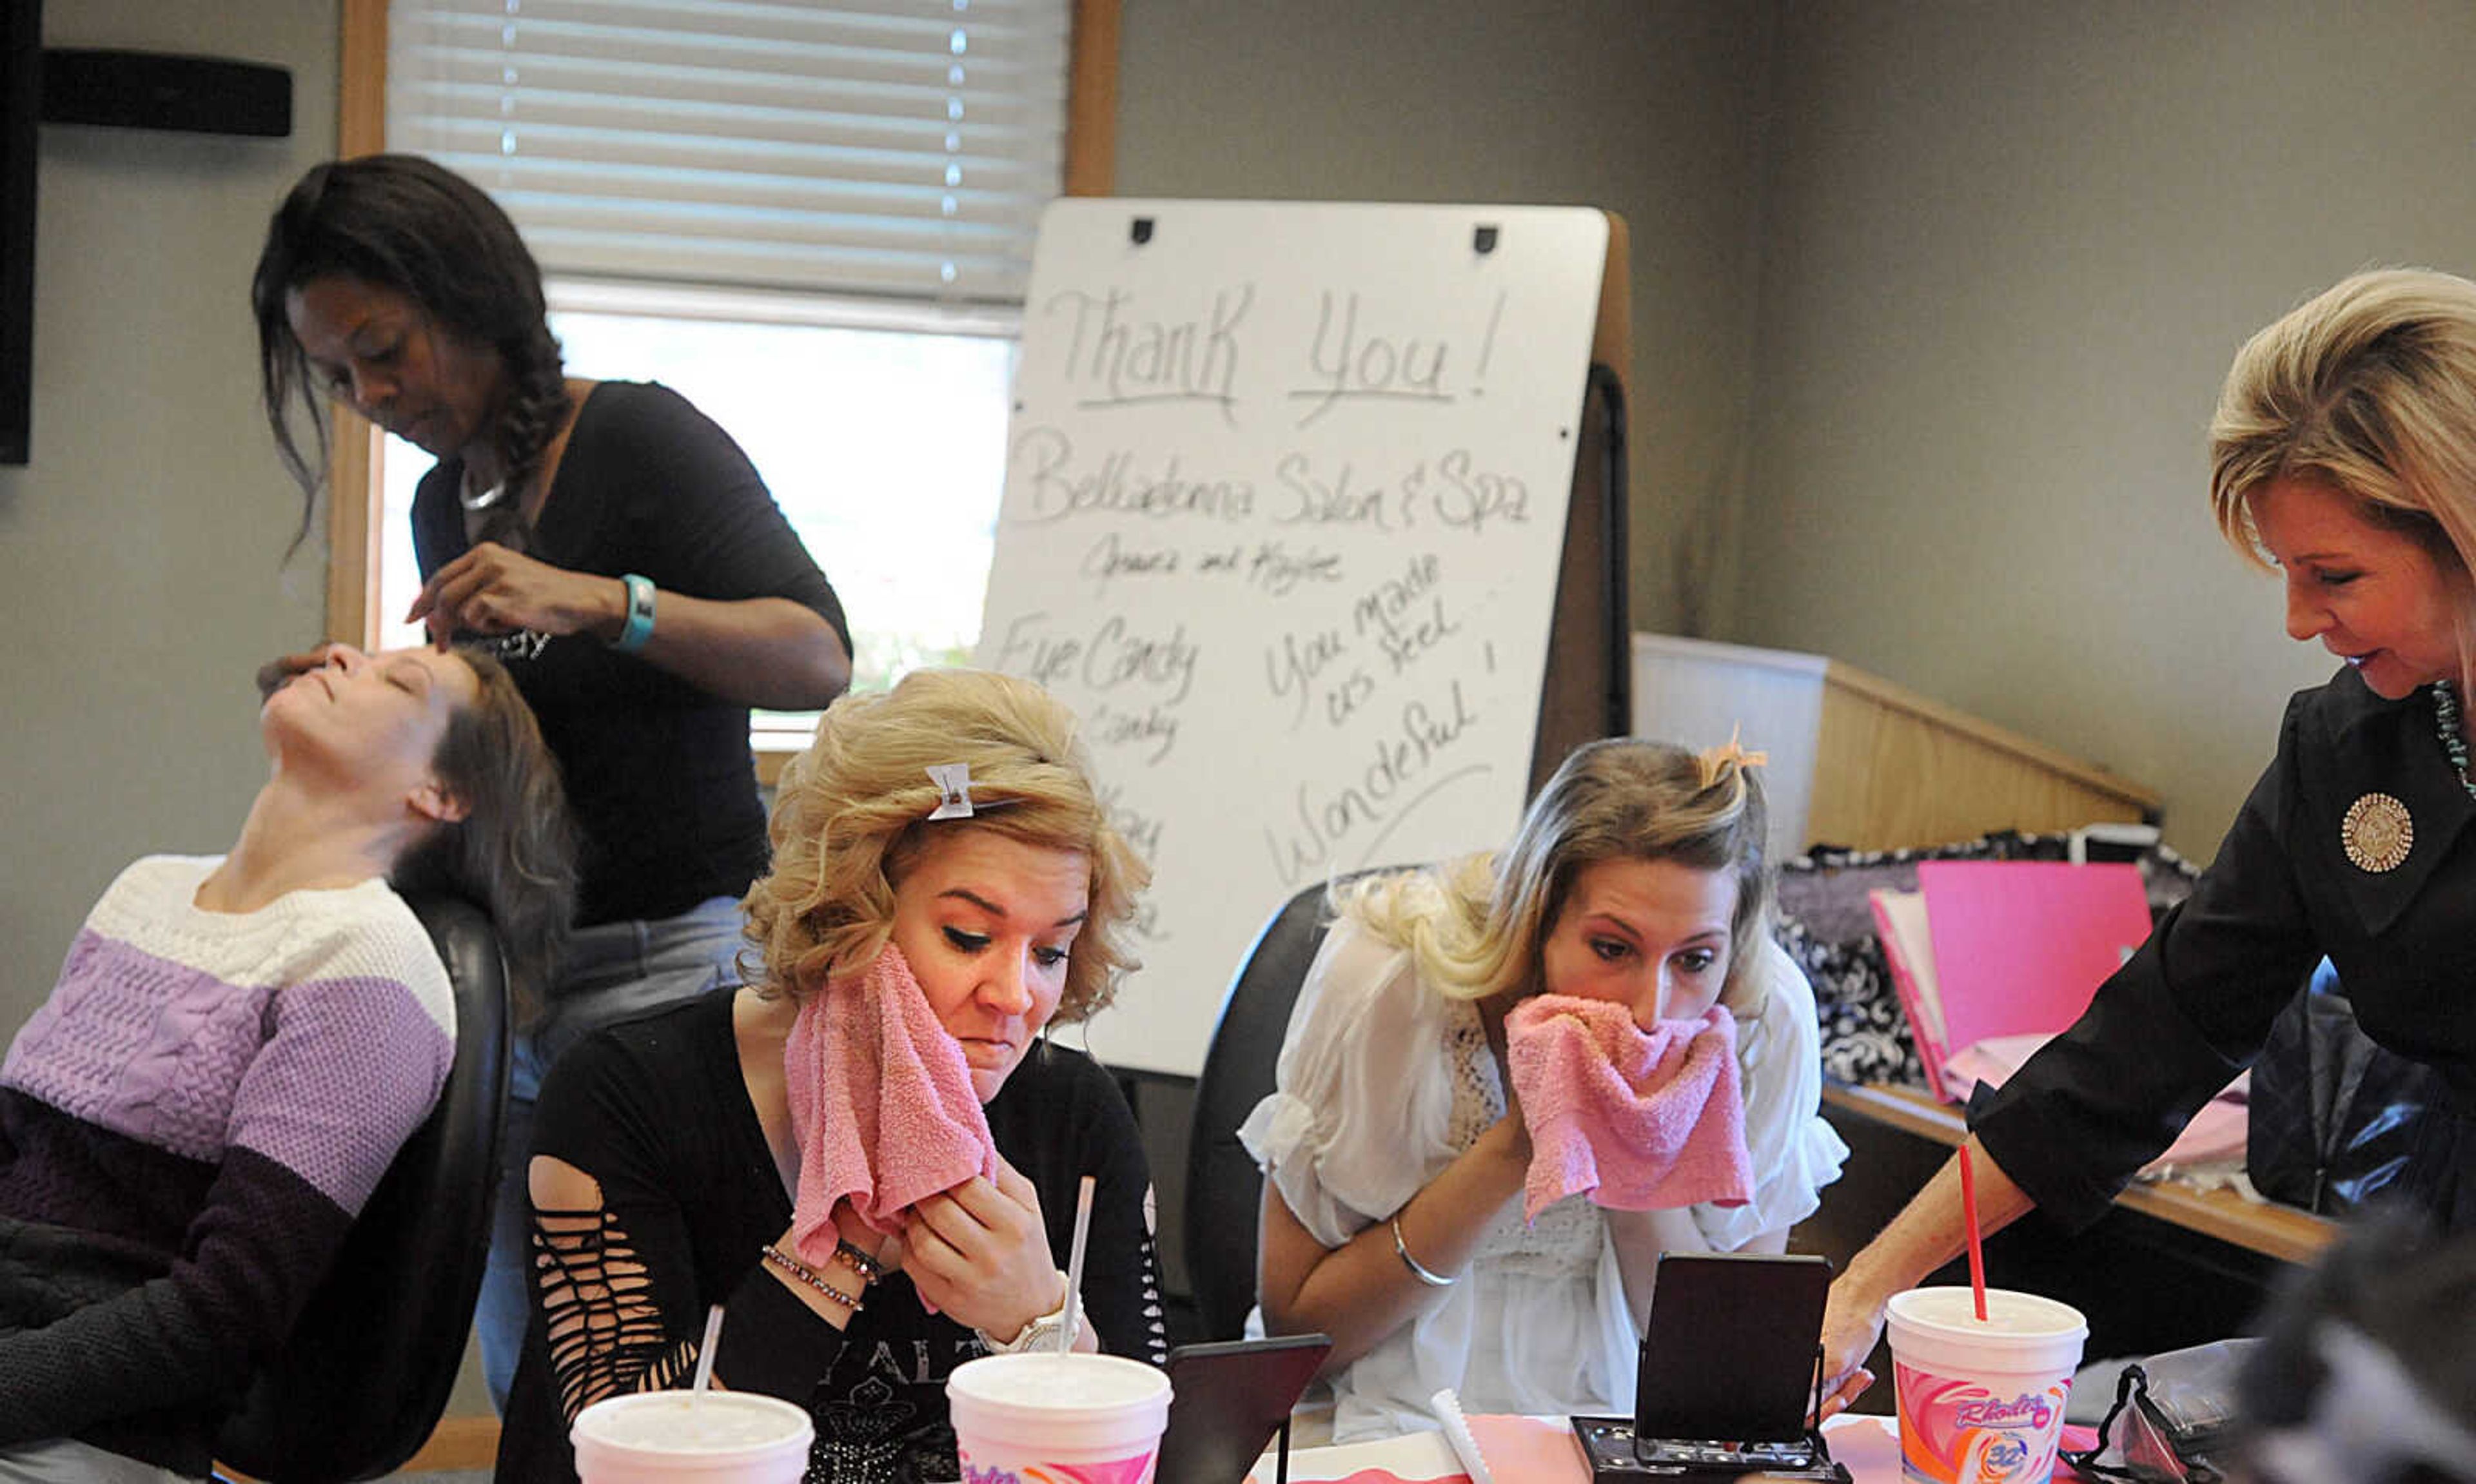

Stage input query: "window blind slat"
[
  {"left": 396, "top": 107, "right": 1065, "bottom": 175},
  {"left": 400, "top": 22, "right": 1065, "bottom": 88},
  {"left": 433, "top": 0, "right": 1065, "bottom": 49},
  {"left": 404, "top": 160, "right": 1061, "bottom": 216},
  {"left": 394, "top": 85, "right": 1063, "bottom": 151},
  {"left": 388, "top": 0, "right": 1067, "bottom": 302},
  {"left": 526, "top": 234, "right": 1028, "bottom": 300},
  {"left": 495, "top": 189, "right": 1043, "bottom": 245},
  {"left": 398, "top": 54, "right": 1065, "bottom": 110}
]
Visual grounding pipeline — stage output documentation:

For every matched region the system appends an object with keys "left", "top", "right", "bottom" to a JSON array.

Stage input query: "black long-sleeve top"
[
  {"left": 412, "top": 381, "right": 850, "bottom": 928},
  {"left": 1973, "top": 666, "right": 2474, "bottom": 1233}
]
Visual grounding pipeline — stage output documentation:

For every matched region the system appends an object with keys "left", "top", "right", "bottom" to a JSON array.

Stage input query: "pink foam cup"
[{"left": 946, "top": 1352, "right": 1172, "bottom": 1484}]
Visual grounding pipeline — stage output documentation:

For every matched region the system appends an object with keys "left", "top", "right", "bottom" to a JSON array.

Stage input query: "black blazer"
[{"left": 1974, "top": 666, "right": 2475, "bottom": 1231}]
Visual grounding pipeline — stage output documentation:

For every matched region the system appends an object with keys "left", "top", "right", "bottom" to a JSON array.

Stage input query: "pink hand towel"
[
  {"left": 1504, "top": 995, "right": 1754, "bottom": 1223},
  {"left": 783, "top": 942, "right": 998, "bottom": 1271}
]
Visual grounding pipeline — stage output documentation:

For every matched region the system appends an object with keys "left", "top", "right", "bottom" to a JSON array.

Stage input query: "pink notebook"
[
  {"left": 1916, "top": 859, "right": 2153, "bottom": 1077},
  {"left": 1868, "top": 887, "right": 1954, "bottom": 1101}
]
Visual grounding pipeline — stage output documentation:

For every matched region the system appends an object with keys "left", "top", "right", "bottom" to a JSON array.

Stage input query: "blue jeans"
[
  {"left": 0, "top": 1441, "right": 188, "bottom": 1483},
  {"left": 474, "top": 894, "right": 747, "bottom": 1412}
]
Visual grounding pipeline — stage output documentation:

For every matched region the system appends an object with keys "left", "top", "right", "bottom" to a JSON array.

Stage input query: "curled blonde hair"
[
  {"left": 742, "top": 669, "right": 1150, "bottom": 1023},
  {"left": 2211, "top": 269, "right": 2476, "bottom": 629},
  {"left": 1335, "top": 737, "right": 1772, "bottom": 1019}
]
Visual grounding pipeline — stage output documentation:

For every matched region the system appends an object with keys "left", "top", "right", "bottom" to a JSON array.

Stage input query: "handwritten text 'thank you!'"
[{"left": 1039, "top": 283, "right": 1509, "bottom": 427}]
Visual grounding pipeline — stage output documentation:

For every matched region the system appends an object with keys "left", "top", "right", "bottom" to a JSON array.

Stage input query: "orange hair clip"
[{"left": 1695, "top": 727, "right": 1769, "bottom": 790}]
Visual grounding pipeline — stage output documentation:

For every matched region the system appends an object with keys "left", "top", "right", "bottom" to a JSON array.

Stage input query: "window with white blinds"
[{"left": 385, "top": 0, "right": 1072, "bottom": 305}]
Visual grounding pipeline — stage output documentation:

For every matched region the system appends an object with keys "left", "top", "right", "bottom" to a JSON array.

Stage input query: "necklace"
[
  {"left": 458, "top": 465, "right": 513, "bottom": 513},
  {"left": 2430, "top": 681, "right": 2476, "bottom": 803}
]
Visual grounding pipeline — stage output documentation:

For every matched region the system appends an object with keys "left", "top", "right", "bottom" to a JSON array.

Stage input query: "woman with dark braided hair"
[{"left": 251, "top": 153, "right": 853, "bottom": 1408}]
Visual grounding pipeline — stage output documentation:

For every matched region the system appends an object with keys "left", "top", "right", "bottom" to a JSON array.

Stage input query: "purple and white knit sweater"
[{"left": 0, "top": 855, "right": 455, "bottom": 1472}]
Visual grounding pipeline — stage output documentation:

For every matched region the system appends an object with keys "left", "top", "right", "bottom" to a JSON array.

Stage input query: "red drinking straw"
[{"left": 1960, "top": 1144, "right": 1988, "bottom": 1322}]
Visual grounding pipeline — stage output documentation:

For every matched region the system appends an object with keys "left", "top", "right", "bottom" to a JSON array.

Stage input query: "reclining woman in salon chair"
[
  {"left": 1245, "top": 737, "right": 1848, "bottom": 1441},
  {"left": 0, "top": 644, "right": 573, "bottom": 1482},
  {"left": 495, "top": 669, "right": 1168, "bottom": 1484}
]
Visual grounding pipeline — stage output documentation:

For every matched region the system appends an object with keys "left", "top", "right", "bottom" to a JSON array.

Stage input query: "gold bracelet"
[
  {"left": 762, "top": 1243, "right": 865, "bottom": 1311},
  {"left": 832, "top": 1238, "right": 885, "bottom": 1284},
  {"left": 1391, "top": 1216, "right": 1457, "bottom": 1288}
]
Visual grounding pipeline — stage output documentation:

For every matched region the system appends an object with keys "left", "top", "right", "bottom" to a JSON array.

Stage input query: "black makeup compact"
[{"left": 1570, "top": 1252, "right": 1853, "bottom": 1483}]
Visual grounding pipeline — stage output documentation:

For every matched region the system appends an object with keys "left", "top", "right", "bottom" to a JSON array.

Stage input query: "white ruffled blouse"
[{"left": 1237, "top": 921, "right": 1849, "bottom": 1442}]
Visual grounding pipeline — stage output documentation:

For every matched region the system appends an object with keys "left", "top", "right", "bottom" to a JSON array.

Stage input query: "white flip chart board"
[{"left": 978, "top": 199, "right": 1609, "bottom": 1077}]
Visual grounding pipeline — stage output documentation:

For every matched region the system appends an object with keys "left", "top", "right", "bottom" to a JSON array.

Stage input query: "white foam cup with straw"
[
  {"left": 1885, "top": 1286, "right": 2087, "bottom": 1484},
  {"left": 947, "top": 1174, "right": 1174, "bottom": 1483},
  {"left": 572, "top": 1303, "right": 816, "bottom": 1483},
  {"left": 1887, "top": 1145, "right": 2087, "bottom": 1484}
]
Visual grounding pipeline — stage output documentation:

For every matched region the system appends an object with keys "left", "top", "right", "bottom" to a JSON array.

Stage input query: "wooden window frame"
[{"left": 323, "top": 0, "right": 1121, "bottom": 649}]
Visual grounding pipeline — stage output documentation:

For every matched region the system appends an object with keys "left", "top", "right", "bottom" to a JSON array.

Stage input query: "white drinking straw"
[
  {"left": 689, "top": 1302, "right": 727, "bottom": 1402},
  {"left": 1059, "top": 1175, "right": 1097, "bottom": 1354}
]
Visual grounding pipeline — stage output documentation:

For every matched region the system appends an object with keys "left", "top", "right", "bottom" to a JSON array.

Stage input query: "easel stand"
[{"left": 1529, "top": 215, "right": 1633, "bottom": 793}]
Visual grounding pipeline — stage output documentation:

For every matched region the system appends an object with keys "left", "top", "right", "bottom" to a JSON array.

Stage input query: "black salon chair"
[
  {"left": 213, "top": 894, "right": 512, "bottom": 1483},
  {"left": 1184, "top": 870, "right": 1404, "bottom": 1342}
]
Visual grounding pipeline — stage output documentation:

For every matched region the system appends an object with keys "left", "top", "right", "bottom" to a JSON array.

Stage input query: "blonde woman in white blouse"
[{"left": 1241, "top": 738, "right": 1848, "bottom": 1442}]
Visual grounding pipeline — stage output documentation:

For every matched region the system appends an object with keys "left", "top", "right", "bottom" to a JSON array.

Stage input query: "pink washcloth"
[
  {"left": 1504, "top": 995, "right": 1754, "bottom": 1222},
  {"left": 783, "top": 942, "right": 998, "bottom": 1271}
]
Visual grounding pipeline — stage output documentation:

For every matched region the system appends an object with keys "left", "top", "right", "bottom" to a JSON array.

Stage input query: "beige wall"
[
  {"left": 1738, "top": 0, "right": 2476, "bottom": 855},
  {"left": 0, "top": 0, "right": 339, "bottom": 1033},
  {"left": 1115, "top": 0, "right": 1783, "bottom": 640}
]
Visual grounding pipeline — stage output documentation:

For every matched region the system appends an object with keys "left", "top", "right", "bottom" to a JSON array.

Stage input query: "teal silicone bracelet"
[{"left": 612, "top": 573, "right": 656, "bottom": 653}]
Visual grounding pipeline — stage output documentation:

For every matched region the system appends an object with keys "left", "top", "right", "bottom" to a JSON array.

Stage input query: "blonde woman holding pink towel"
[
  {"left": 495, "top": 669, "right": 1164, "bottom": 1483},
  {"left": 1245, "top": 738, "right": 1847, "bottom": 1441}
]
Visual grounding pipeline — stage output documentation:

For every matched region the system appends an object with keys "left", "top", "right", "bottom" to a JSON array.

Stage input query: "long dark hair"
[
  {"left": 390, "top": 649, "right": 578, "bottom": 1020},
  {"left": 251, "top": 154, "right": 573, "bottom": 554}
]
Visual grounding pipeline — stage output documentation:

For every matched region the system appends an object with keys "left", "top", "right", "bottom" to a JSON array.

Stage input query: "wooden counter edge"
[{"left": 1820, "top": 1082, "right": 2335, "bottom": 1267}]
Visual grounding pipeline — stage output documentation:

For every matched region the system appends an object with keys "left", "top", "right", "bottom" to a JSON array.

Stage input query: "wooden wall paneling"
[{"left": 1807, "top": 661, "right": 2161, "bottom": 851}]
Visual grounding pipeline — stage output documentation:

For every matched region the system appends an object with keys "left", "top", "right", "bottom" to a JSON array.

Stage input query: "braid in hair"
[{"left": 473, "top": 322, "right": 573, "bottom": 551}]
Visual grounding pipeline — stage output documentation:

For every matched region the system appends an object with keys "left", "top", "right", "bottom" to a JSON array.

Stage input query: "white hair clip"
[{"left": 926, "top": 763, "right": 974, "bottom": 821}]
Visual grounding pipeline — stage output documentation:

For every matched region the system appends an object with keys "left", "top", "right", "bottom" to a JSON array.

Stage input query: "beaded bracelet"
[
  {"left": 762, "top": 1244, "right": 865, "bottom": 1312},
  {"left": 832, "top": 1238, "right": 885, "bottom": 1284}
]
